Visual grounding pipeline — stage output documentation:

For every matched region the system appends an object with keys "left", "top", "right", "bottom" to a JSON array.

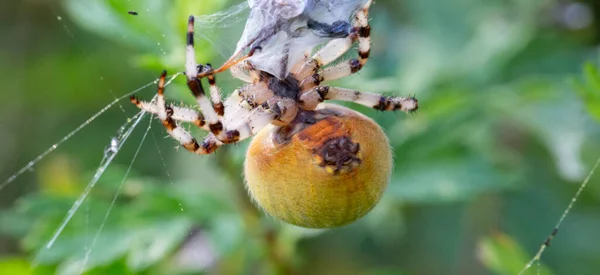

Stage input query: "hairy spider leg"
[
  {"left": 222, "top": 83, "right": 274, "bottom": 124},
  {"left": 355, "top": 0, "right": 373, "bottom": 67},
  {"left": 186, "top": 16, "right": 223, "bottom": 136},
  {"left": 295, "top": 38, "right": 354, "bottom": 81},
  {"left": 132, "top": 89, "right": 251, "bottom": 141},
  {"left": 131, "top": 71, "right": 274, "bottom": 154},
  {"left": 300, "top": 86, "right": 418, "bottom": 112},
  {"left": 185, "top": 106, "right": 276, "bottom": 154},
  {"left": 215, "top": 84, "right": 278, "bottom": 142},
  {"left": 130, "top": 98, "right": 210, "bottom": 132},
  {"left": 129, "top": 71, "right": 212, "bottom": 153},
  {"left": 204, "top": 64, "right": 224, "bottom": 116},
  {"left": 215, "top": 106, "right": 277, "bottom": 143},
  {"left": 299, "top": 0, "right": 373, "bottom": 91}
]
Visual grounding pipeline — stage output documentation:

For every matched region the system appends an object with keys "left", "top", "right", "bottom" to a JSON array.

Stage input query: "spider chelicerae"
[{"left": 130, "top": 0, "right": 418, "bottom": 155}]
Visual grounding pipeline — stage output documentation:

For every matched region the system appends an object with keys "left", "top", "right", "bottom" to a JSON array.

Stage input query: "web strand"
[
  {"left": 40, "top": 110, "right": 146, "bottom": 252},
  {"left": 517, "top": 155, "right": 600, "bottom": 275},
  {"left": 151, "top": 132, "right": 184, "bottom": 212},
  {"left": 0, "top": 80, "right": 158, "bottom": 192},
  {"left": 36, "top": 73, "right": 180, "bottom": 254},
  {"left": 79, "top": 115, "right": 154, "bottom": 273}
]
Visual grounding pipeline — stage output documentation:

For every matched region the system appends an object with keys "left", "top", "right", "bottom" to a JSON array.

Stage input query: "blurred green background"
[{"left": 2, "top": 0, "right": 600, "bottom": 274}]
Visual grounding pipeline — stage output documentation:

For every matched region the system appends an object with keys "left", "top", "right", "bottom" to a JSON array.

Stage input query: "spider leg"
[
  {"left": 130, "top": 71, "right": 273, "bottom": 154},
  {"left": 298, "top": 0, "right": 373, "bottom": 90},
  {"left": 295, "top": 38, "right": 354, "bottom": 81},
  {"left": 129, "top": 70, "right": 214, "bottom": 154},
  {"left": 216, "top": 96, "right": 295, "bottom": 143},
  {"left": 203, "top": 64, "right": 225, "bottom": 116},
  {"left": 299, "top": 86, "right": 418, "bottom": 113},
  {"left": 222, "top": 83, "right": 273, "bottom": 125},
  {"left": 216, "top": 107, "right": 277, "bottom": 143},
  {"left": 354, "top": 0, "right": 373, "bottom": 67},
  {"left": 184, "top": 106, "right": 276, "bottom": 155},
  {"left": 300, "top": 59, "right": 362, "bottom": 90},
  {"left": 186, "top": 16, "right": 225, "bottom": 135},
  {"left": 130, "top": 98, "right": 209, "bottom": 132}
]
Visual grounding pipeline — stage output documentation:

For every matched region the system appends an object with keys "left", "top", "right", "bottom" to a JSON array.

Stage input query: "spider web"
[{"left": 517, "top": 156, "right": 600, "bottom": 275}]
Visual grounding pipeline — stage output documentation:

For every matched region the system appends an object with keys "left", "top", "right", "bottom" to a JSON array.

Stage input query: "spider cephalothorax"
[{"left": 131, "top": 0, "right": 418, "bottom": 228}]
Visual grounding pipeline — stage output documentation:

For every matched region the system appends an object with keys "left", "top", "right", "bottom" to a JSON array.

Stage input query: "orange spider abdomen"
[{"left": 244, "top": 104, "right": 392, "bottom": 228}]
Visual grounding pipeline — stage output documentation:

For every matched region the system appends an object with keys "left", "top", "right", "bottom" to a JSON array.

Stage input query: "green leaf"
[
  {"left": 63, "top": 0, "right": 230, "bottom": 72},
  {"left": 572, "top": 62, "right": 600, "bottom": 122},
  {"left": 583, "top": 62, "right": 600, "bottom": 92}
]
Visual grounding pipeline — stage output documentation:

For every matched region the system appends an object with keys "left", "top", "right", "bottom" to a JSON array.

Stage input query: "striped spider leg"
[
  {"left": 294, "top": 0, "right": 417, "bottom": 113},
  {"left": 131, "top": 71, "right": 292, "bottom": 154},
  {"left": 298, "top": 0, "right": 374, "bottom": 91},
  {"left": 299, "top": 86, "right": 418, "bottom": 112},
  {"left": 132, "top": 0, "right": 417, "bottom": 155}
]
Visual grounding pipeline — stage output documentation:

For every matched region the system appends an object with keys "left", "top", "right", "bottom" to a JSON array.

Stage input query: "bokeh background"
[{"left": 1, "top": 0, "right": 600, "bottom": 274}]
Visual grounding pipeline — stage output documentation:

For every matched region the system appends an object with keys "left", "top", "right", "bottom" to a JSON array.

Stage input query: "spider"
[{"left": 130, "top": 0, "right": 418, "bottom": 155}]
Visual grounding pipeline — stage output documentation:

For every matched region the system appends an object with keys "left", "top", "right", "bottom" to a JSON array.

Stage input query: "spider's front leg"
[
  {"left": 130, "top": 70, "right": 213, "bottom": 153},
  {"left": 300, "top": 86, "right": 418, "bottom": 113},
  {"left": 185, "top": 16, "right": 226, "bottom": 135},
  {"left": 131, "top": 71, "right": 280, "bottom": 154}
]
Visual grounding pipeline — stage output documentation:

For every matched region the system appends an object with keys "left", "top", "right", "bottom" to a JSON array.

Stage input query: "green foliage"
[
  {"left": 572, "top": 62, "right": 600, "bottom": 122},
  {"left": 64, "top": 0, "right": 230, "bottom": 71},
  {"left": 1, "top": 0, "right": 600, "bottom": 274}
]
